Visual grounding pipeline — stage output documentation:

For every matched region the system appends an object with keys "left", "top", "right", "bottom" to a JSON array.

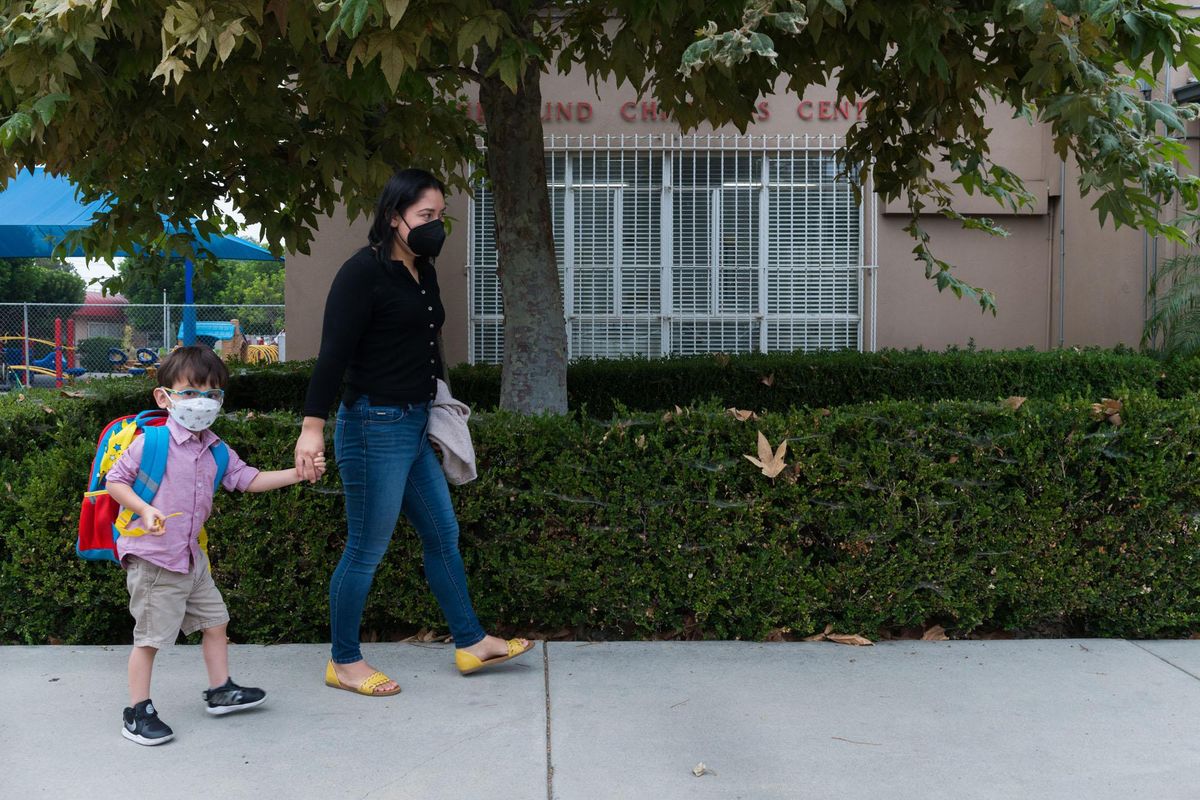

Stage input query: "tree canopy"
[
  {"left": 3, "top": 0, "right": 1199, "bottom": 410},
  {"left": 0, "top": 258, "right": 86, "bottom": 305}
]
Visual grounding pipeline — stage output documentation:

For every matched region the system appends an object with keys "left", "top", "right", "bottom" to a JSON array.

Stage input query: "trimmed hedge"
[
  {"left": 46, "top": 347, "right": 1199, "bottom": 421},
  {"left": 2, "top": 390, "right": 1198, "bottom": 645}
]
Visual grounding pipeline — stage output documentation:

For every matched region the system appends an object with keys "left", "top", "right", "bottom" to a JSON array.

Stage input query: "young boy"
[{"left": 106, "top": 346, "right": 325, "bottom": 745}]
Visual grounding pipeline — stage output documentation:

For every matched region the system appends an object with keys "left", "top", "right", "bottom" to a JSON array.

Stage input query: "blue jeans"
[{"left": 330, "top": 396, "right": 486, "bottom": 663}]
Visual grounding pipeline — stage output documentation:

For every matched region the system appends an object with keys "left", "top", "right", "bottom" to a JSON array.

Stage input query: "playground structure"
[
  {"left": 106, "top": 345, "right": 160, "bottom": 377},
  {"left": 178, "top": 319, "right": 279, "bottom": 364},
  {"left": 1, "top": 317, "right": 86, "bottom": 388}
]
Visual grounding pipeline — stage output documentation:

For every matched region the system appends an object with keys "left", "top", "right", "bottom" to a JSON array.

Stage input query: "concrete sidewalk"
[{"left": 2, "top": 640, "right": 1198, "bottom": 799}]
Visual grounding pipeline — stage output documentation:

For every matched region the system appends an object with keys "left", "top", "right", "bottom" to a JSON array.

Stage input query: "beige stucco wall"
[{"left": 286, "top": 65, "right": 1187, "bottom": 362}]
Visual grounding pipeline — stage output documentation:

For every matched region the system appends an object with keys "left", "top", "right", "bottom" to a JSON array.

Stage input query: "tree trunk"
[{"left": 476, "top": 30, "right": 568, "bottom": 415}]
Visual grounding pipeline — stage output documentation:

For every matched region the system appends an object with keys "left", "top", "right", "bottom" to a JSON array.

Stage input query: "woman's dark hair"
[
  {"left": 158, "top": 345, "right": 230, "bottom": 389},
  {"left": 367, "top": 168, "right": 446, "bottom": 262}
]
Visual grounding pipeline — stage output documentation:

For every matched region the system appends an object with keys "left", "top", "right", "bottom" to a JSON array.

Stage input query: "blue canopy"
[
  {"left": 178, "top": 320, "right": 237, "bottom": 341},
  {"left": 0, "top": 167, "right": 279, "bottom": 346},
  {"left": 0, "top": 167, "right": 276, "bottom": 261}
]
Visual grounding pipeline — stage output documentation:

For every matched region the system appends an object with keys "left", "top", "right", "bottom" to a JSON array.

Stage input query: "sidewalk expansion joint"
[
  {"left": 1128, "top": 640, "right": 1200, "bottom": 684},
  {"left": 544, "top": 641, "right": 554, "bottom": 800}
]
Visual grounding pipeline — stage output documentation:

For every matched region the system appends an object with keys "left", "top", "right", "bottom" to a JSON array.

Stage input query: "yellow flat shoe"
[
  {"left": 455, "top": 638, "right": 536, "bottom": 675},
  {"left": 324, "top": 660, "right": 402, "bottom": 696}
]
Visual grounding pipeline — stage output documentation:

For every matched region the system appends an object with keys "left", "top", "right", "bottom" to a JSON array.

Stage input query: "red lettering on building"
[
  {"left": 798, "top": 100, "right": 814, "bottom": 120},
  {"left": 620, "top": 101, "right": 637, "bottom": 122},
  {"left": 755, "top": 101, "right": 770, "bottom": 122},
  {"left": 836, "top": 101, "right": 851, "bottom": 120},
  {"left": 818, "top": 100, "right": 833, "bottom": 120},
  {"left": 856, "top": 99, "right": 867, "bottom": 119},
  {"left": 577, "top": 101, "right": 594, "bottom": 122}
]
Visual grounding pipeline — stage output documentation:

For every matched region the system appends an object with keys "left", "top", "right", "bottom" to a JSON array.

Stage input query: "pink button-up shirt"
[{"left": 107, "top": 417, "right": 260, "bottom": 573}]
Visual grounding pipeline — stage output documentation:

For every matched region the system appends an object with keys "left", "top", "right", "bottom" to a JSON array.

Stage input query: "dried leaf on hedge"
[
  {"left": 41, "top": 405, "right": 55, "bottom": 414},
  {"left": 661, "top": 405, "right": 689, "bottom": 423},
  {"left": 635, "top": 434, "right": 647, "bottom": 449},
  {"left": 744, "top": 431, "right": 787, "bottom": 478},
  {"left": 827, "top": 632, "right": 874, "bottom": 646},
  {"left": 59, "top": 390, "right": 90, "bottom": 399},
  {"left": 921, "top": 625, "right": 949, "bottom": 641},
  {"left": 1003, "top": 396, "right": 1027, "bottom": 411},
  {"left": 601, "top": 420, "right": 632, "bottom": 441},
  {"left": 727, "top": 407, "right": 758, "bottom": 422},
  {"left": 760, "top": 373, "right": 775, "bottom": 387},
  {"left": 1090, "top": 398, "right": 1124, "bottom": 426}
]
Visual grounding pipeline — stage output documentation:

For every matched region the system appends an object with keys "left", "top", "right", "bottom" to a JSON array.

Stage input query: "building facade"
[{"left": 284, "top": 64, "right": 1200, "bottom": 366}]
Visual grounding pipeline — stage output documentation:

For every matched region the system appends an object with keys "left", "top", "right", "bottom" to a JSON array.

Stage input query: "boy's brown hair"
[{"left": 157, "top": 346, "right": 229, "bottom": 389}]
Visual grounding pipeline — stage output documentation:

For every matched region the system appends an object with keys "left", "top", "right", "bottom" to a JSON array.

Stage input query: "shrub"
[
  {"left": 2, "top": 392, "right": 1198, "bottom": 644},
  {"left": 76, "top": 336, "right": 123, "bottom": 373}
]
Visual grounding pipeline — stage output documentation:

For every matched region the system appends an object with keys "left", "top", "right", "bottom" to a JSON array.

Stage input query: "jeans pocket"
[{"left": 365, "top": 406, "right": 411, "bottom": 424}]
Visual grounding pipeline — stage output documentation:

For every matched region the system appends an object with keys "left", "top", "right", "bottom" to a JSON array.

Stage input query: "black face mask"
[{"left": 401, "top": 218, "right": 446, "bottom": 259}]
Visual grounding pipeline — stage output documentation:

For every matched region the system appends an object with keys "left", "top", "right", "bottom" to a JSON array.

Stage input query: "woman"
[{"left": 295, "top": 168, "right": 533, "bottom": 696}]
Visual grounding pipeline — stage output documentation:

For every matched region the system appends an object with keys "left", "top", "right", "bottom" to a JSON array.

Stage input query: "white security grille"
[{"left": 468, "top": 134, "right": 878, "bottom": 363}]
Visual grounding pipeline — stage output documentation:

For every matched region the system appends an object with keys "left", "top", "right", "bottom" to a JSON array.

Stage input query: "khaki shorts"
[{"left": 125, "top": 553, "right": 230, "bottom": 648}]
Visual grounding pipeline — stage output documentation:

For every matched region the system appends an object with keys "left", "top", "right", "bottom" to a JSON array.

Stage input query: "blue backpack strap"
[
  {"left": 131, "top": 425, "right": 169, "bottom": 504},
  {"left": 210, "top": 441, "right": 229, "bottom": 493}
]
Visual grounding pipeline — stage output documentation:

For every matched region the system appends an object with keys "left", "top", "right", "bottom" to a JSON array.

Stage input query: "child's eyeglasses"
[{"left": 164, "top": 388, "right": 225, "bottom": 401}]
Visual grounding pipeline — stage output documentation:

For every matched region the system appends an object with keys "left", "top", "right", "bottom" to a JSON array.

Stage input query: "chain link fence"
[{"left": 0, "top": 301, "right": 286, "bottom": 388}]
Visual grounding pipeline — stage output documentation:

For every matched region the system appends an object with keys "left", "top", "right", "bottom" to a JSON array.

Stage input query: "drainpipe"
[
  {"left": 1140, "top": 78, "right": 1154, "bottom": 326},
  {"left": 1058, "top": 158, "right": 1066, "bottom": 348}
]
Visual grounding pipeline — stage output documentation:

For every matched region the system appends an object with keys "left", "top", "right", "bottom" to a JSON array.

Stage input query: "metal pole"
[
  {"left": 22, "top": 303, "right": 30, "bottom": 388},
  {"left": 54, "top": 317, "right": 63, "bottom": 389},
  {"left": 162, "top": 289, "right": 168, "bottom": 351},
  {"left": 182, "top": 258, "right": 197, "bottom": 346}
]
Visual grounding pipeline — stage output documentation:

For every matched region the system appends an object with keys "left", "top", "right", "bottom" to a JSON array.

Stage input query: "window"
[{"left": 468, "top": 135, "right": 876, "bottom": 363}]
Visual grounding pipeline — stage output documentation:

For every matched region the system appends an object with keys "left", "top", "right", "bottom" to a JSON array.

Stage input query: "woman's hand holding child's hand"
[{"left": 308, "top": 452, "right": 327, "bottom": 482}]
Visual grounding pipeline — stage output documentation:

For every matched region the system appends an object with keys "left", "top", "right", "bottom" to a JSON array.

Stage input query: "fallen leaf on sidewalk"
[
  {"left": 804, "top": 624, "right": 834, "bottom": 642},
  {"left": 921, "top": 625, "right": 949, "bottom": 641},
  {"left": 827, "top": 633, "right": 874, "bottom": 646},
  {"left": 692, "top": 762, "right": 716, "bottom": 777}
]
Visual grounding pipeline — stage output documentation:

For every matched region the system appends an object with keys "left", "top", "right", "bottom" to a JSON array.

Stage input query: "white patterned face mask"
[{"left": 166, "top": 396, "right": 223, "bottom": 432}]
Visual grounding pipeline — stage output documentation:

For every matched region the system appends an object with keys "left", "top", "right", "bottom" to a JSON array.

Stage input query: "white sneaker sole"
[
  {"left": 122, "top": 726, "right": 174, "bottom": 746},
  {"left": 205, "top": 696, "right": 267, "bottom": 716}
]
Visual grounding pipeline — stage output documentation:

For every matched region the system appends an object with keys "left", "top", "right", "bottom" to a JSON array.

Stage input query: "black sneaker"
[
  {"left": 122, "top": 699, "right": 174, "bottom": 746},
  {"left": 203, "top": 678, "right": 266, "bottom": 716}
]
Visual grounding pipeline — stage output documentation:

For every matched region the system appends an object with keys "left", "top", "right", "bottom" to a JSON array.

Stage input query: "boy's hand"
[
  {"left": 134, "top": 506, "right": 167, "bottom": 535},
  {"left": 310, "top": 452, "right": 327, "bottom": 482}
]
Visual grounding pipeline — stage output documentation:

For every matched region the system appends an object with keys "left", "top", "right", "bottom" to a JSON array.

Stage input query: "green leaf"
[
  {"left": 385, "top": 0, "right": 409, "bottom": 29},
  {"left": 31, "top": 94, "right": 69, "bottom": 125},
  {"left": 498, "top": 56, "right": 519, "bottom": 92},
  {"left": 0, "top": 112, "right": 34, "bottom": 149}
]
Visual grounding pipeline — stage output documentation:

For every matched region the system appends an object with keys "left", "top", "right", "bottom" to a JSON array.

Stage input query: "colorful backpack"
[{"left": 78, "top": 409, "right": 228, "bottom": 563}]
